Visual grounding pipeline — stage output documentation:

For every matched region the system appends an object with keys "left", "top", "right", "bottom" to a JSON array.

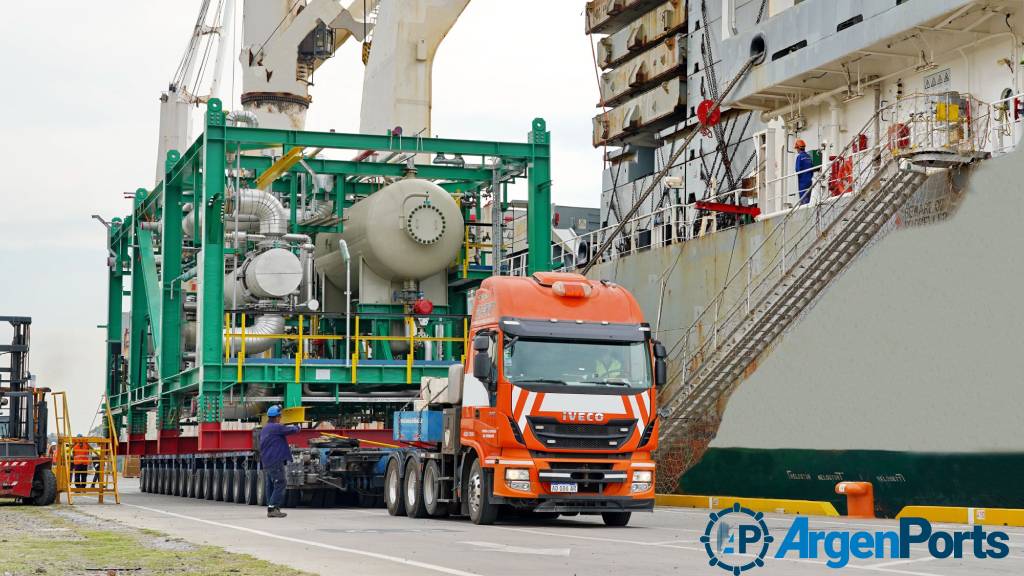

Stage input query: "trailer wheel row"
[
  {"left": 139, "top": 454, "right": 266, "bottom": 506},
  {"left": 138, "top": 454, "right": 382, "bottom": 509}
]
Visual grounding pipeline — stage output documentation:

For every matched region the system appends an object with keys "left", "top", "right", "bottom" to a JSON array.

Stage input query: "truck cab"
[{"left": 453, "top": 272, "right": 665, "bottom": 525}]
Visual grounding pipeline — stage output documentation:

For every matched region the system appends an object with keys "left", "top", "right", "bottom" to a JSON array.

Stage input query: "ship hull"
[{"left": 590, "top": 145, "right": 1024, "bottom": 515}]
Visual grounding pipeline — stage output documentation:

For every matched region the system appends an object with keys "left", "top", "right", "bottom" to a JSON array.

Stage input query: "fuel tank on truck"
[{"left": 314, "top": 178, "right": 464, "bottom": 304}]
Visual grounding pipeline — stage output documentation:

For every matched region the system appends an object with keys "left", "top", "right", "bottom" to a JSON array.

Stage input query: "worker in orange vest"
[{"left": 72, "top": 435, "right": 91, "bottom": 488}]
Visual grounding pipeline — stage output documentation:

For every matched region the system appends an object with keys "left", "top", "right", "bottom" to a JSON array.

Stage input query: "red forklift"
[{"left": 0, "top": 316, "right": 57, "bottom": 505}]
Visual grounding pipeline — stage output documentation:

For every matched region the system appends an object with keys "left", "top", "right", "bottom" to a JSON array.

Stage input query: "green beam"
[
  {"left": 220, "top": 126, "right": 546, "bottom": 159},
  {"left": 159, "top": 150, "right": 184, "bottom": 382},
  {"left": 526, "top": 118, "right": 552, "bottom": 274},
  {"left": 104, "top": 218, "right": 127, "bottom": 401},
  {"left": 136, "top": 229, "right": 162, "bottom": 355},
  {"left": 239, "top": 156, "right": 496, "bottom": 182},
  {"left": 198, "top": 99, "right": 227, "bottom": 424}
]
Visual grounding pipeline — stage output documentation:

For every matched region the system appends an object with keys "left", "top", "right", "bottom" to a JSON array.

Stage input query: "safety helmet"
[
  {"left": 267, "top": 405, "right": 282, "bottom": 418},
  {"left": 794, "top": 138, "right": 807, "bottom": 149}
]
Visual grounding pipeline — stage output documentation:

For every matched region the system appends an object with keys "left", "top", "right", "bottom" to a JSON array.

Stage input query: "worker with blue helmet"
[{"left": 259, "top": 405, "right": 298, "bottom": 518}]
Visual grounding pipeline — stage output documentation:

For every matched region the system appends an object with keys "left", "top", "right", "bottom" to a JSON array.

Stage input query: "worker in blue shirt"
[
  {"left": 260, "top": 405, "right": 298, "bottom": 518},
  {"left": 795, "top": 139, "right": 815, "bottom": 205}
]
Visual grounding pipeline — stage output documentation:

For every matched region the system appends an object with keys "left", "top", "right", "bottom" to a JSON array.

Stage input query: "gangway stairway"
[
  {"left": 53, "top": 392, "right": 120, "bottom": 504},
  {"left": 653, "top": 95, "right": 989, "bottom": 492}
]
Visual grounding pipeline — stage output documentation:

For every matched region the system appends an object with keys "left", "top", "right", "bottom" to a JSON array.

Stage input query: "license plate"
[{"left": 550, "top": 482, "right": 578, "bottom": 493}]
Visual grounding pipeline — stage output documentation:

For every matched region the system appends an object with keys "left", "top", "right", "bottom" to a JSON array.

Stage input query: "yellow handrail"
[{"left": 221, "top": 314, "right": 468, "bottom": 385}]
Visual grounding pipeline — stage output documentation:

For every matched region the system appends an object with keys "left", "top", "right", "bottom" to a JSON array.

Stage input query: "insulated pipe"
[
  {"left": 225, "top": 314, "right": 285, "bottom": 356},
  {"left": 226, "top": 109, "right": 259, "bottom": 128},
  {"left": 338, "top": 239, "right": 352, "bottom": 366},
  {"left": 233, "top": 188, "right": 289, "bottom": 236}
]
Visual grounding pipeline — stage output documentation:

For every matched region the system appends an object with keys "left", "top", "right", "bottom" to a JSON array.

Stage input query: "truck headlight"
[
  {"left": 631, "top": 470, "right": 652, "bottom": 493},
  {"left": 505, "top": 468, "right": 530, "bottom": 481}
]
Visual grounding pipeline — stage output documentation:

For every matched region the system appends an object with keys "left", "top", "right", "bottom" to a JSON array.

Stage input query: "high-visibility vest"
[{"left": 72, "top": 443, "right": 91, "bottom": 465}]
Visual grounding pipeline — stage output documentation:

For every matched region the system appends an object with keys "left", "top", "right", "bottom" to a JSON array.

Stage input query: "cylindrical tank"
[
  {"left": 224, "top": 247, "right": 303, "bottom": 307},
  {"left": 315, "top": 179, "right": 464, "bottom": 292}
]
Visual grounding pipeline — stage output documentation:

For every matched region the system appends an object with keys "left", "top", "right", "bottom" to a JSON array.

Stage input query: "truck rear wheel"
[
  {"left": 29, "top": 468, "right": 57, "bottom": 506},
  {"left": 601, "top": 512, "right": 631, "bottom": 527},
  {"left": 384, "top": 458, "right": 406, "bottom": 516},
  {"left": 404, "top": 459, "right": 427, "bottom": 518},
  {"left": 422, "top": 460, "right": 448, "bottom": 517},
  {"left": 467, "top": 459, "right": 498, "bottom": 525}
]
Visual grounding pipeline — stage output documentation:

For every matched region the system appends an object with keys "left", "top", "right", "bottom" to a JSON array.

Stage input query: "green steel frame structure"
[{"left": 104, "top": 98, "right": 552, "bottom": 454}]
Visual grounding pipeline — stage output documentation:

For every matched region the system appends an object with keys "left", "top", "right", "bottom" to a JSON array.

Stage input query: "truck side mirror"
[
  {"left": 472, "top": 351, "right": 491, "bottom": 381},
  {"left": 473, "top": 334, "right": 490, "bottom": 352},
  {"left": 653, "top": 340, "right": 668, "bottom": 387}
]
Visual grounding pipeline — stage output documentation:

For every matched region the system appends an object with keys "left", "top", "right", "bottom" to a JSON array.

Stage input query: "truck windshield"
[{"left": 503, "top": 338, "right": 652, "bottom": 389}]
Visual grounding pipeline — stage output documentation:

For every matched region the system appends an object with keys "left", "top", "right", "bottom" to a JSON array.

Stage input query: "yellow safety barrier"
[
  {"left": 224, "top": 314, "right": 470, "bottom": 385},
  {"left": 656, "top": 493, "right": 840, "bottom": 516},
  {"left": 897, "top": 506, "right": 1024, "bottom": 527}
]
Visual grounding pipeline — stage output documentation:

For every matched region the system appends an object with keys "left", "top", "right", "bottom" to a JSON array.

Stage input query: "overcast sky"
[{"left": 0, "top": 1, "right": 603, "bottom": 432}]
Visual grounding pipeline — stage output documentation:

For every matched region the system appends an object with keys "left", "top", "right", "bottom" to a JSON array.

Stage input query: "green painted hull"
[{"left": 680, "top": 448, "right": 1024, "bottom": 518}]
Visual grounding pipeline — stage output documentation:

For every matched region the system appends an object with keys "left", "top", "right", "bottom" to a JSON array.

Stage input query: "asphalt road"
[{"left": 76, "top": 479, "right": 1024, "bottom": 576}]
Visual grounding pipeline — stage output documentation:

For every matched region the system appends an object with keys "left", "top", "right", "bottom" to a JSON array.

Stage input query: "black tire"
[
  {"left": 284, "top": 489, "right": 300, "bottom": 509},
  {"left": 233, "top": 470, "right": 246, "bottom": 504},
  {"left": 404, "top": 459, "right": 427, "bottom": 518},
  {"left": 222, "top": 467, "right": 234, "bottom": 503},
  {"left": 384, "top": 458, "right": 405, "bottom": 516},
  {"left": 140, "top": 468, "right": 149, "bottom": 493},
  {"left": 310, "top": 489, "right": 326, "bottom": 508},
  {"left": 601, "top": 512, "right": 631, "bottom": 527},
  {"left": 179, "top": 469, "right": 190, "bottom": 497},
  {"left": 422, "top": 460, "right": 447, "bottom": 518},
  {"left": 246, "top": 470, "right": 259, "bottom": 505},
  {"left": 171, "top": 468, "right": 181, "bottom": 496},
  {"left": 29, "top": 468, "right": 57, "bottom": 506},
  {"left": 467, "top": 459, "right": 498, "bottom": 525},
  {"left": 205, "top": 468, "right": 216, "bottom": 500},
  {"left": 158, "top": 468, "right": 168, "bottom": 494},
  {"left": 212, "top": 468, "right": 224, "bottom": 501},
  {"left": 186, "top": 469, "right": 197, "bottom": 498},
  {"left": 323, "top": 489, "right": 338, "bottom": 508},
  {"left": 256, "top": 470, "right": 267, "bottom": 506},
  {"left": 196, "top": 469, "right": 207, "bottom": 499}
]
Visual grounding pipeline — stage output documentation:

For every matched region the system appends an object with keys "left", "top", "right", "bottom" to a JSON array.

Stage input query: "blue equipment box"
[{"left": 393, "top": 410, "right": 444, "bottom": 443}]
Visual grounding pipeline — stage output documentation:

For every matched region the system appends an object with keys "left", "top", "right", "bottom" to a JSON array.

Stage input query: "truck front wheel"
[
  {"left": 384, "top": 458, "right": 406, "bottom": 516},
  {"left": 467, "top": 459, "right": 498, "bottom": 525},
  {"left": 602, "top": 512, "right": 631, "bottom": 527}
]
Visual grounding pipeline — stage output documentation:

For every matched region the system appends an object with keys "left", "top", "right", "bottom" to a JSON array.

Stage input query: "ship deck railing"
[{"left": 517, "top": 91, "right": 1021, "bottom": 275}]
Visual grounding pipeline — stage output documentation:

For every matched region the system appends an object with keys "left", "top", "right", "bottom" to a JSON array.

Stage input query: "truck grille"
[{"left": 526, "top": 416, "right": 635, "bottom": 451}]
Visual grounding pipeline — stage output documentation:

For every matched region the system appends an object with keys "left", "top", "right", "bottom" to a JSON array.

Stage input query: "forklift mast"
[{"left": 0, "top": 316, "right": 47, "bottom": 457}]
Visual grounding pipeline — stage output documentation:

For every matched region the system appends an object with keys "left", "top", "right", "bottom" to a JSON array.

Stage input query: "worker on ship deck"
[
  {"left": 260, "top": 405, "right": 299, "bottom": 518},
  {"left": 795, "top": 139, "right": 815, "bottom": 205}
]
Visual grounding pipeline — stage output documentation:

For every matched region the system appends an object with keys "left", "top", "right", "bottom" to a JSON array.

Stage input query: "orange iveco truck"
[{"left": 383, "top": 272, "right": 667, "bottom": 526}]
